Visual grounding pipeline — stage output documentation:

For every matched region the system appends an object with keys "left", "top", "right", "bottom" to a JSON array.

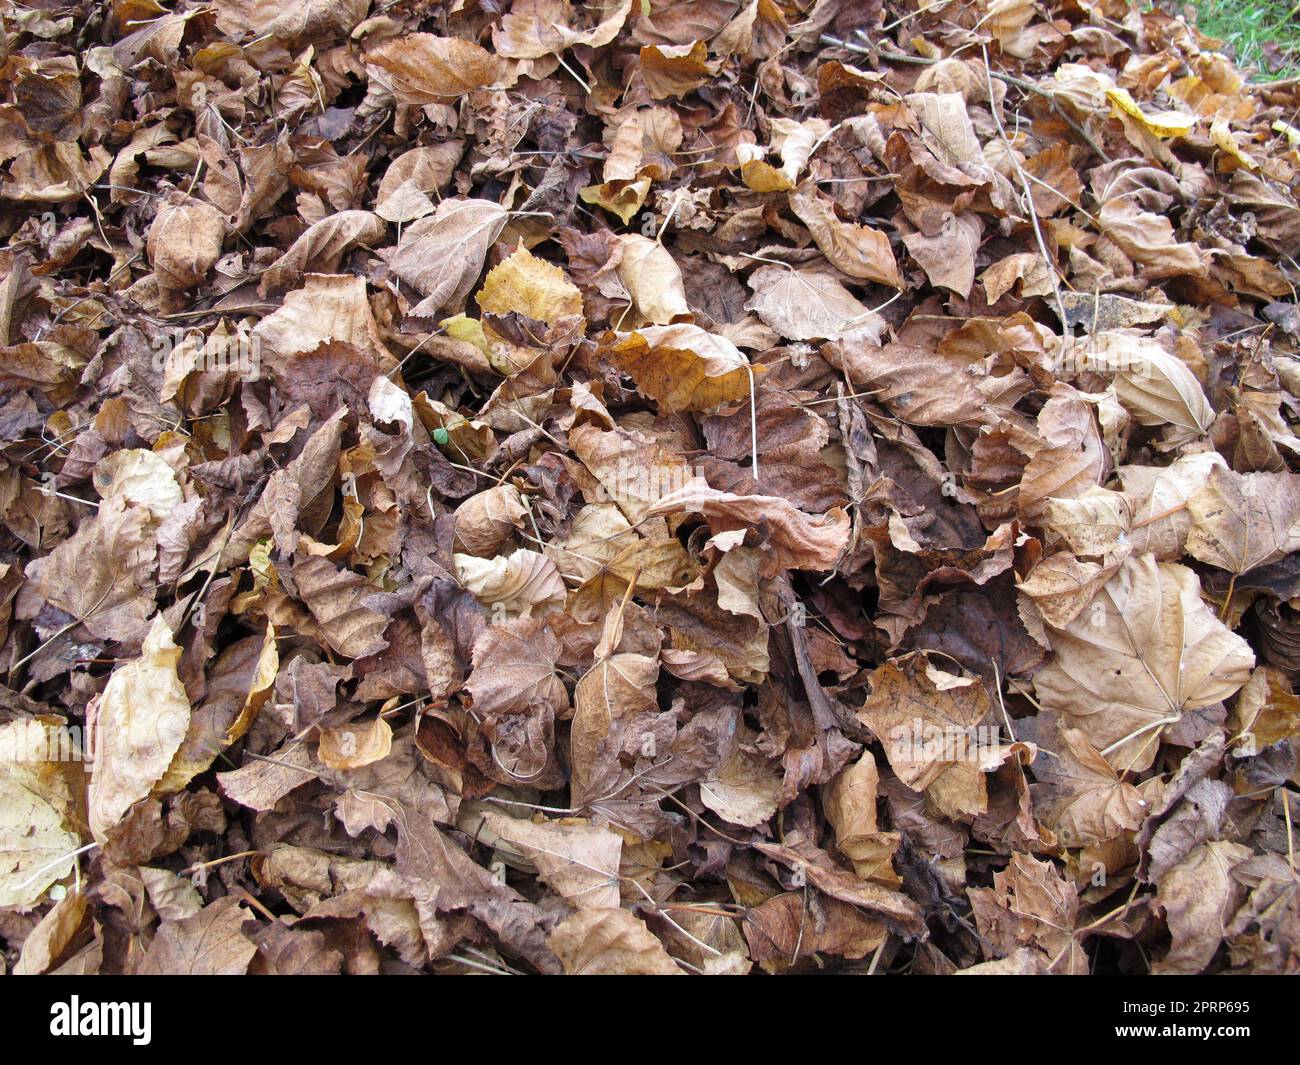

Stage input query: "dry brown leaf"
[
  {"left": 699, "top": 743, "right": 782, "bottom": 828},
  {"left": 137, "top": 896, "right": 258, "bottom": 975},
  {"left": 0, "top": 721, "right": 84, "bottom": 908},
  {"left": 901, "top": 211, "right": 981, "bottom": 298},
  {"left": 293, "top": 556, "right": 390, "bottom": 659},
  {"left": 823, "top": 750, "right": 901, "bottom": 882},
  {"left": 253, "top": 273, "right": 393, "bottom": 365},
  {"left": 825, "top": 340, "right": 989, "bottom": 427},
  {"left": 466, "top": 618, "right": 569, "bottom": 719},
  {"left": 1018, "top": 384, "right": 1107, "bottom": 518},
  {"left": 604, "top": 324, "right": 754, "bottom": 413},
  {"left": 614, "top": 234, "right": 690, "bottom": 324},
  {"left": 744, "top": 263, "right": 884, "bottom": 343},
  {"left": 93, "top": 448, "right": 183, "bottom": 520},
  {"left": 382, "top": 198, "right": 509, "bottom": 318},
  {"left": 1082, "top": 333, "right": 1214, "bottom": 436},
  {"left": 969, "top": 852, "right": 1086, "bottom": 973},
  {"left": 638, "top": 42, "right": 718, "bottom": 100},
  {"left": 789, "top": 184, "right": 903, "bottom": 289},
  {"left": 493, "top": 0, "right": 631, "bottom": 58},
  {"left": 858, "top": 653, "right": 1027, "bottom": 820},
  {"left": 259, "top": 210, "right": 386, "bottom": 295},
  {"left": 1185, "top": 465, "right": 1300, "bottom": 576},
  {"left": 736, "top": 117, "right": 828, "bottom": 192},
  {"left": 1021, "top": 717, "right": 1147, "bottom": 845},
  {"left": 147, "top": 199, "right": 224, "bottom": 292},
  {"left": 1032, "top": 555, "right": 1255, "bottom": 772},
  {"left": 454, "top": 549, "right": 567, "bottom": 619},
  {"left": 1154, "top": 840, "right": 1252, "bottom": 975},
  {"left": 319, "top": 718, "right": 394, "bottom": 770},
  {"left": 453, "top": 484, "right": 529, "bottom": 558},
  {"left": 1099, "top": 197, "right": 1209, "bottom": 278},
  {"left": 645, "top": 477, "right": 849, "bottom": 574},
  {"left": 478, "top": 810, "right": 623, "bottom": 910},
  {"left": 571, "top": 650, "right": 659, "bottom": 806},
  {"left": 366, "top": 34, "right": 513, "bottom": 104},
  {"left": 548, "top": 907, "right": 685, "bottom": 974},
  {"left": 743, "top": 892, "right": 887, "bottom": 968},
  {"left": 13, "top": 887, "right": 88, "bottom": 974}
]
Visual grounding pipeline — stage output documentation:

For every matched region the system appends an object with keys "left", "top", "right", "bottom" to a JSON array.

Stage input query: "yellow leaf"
[
  {"left": 476, "top": 245, "right": 584, "bottom": 326},
  {"left": 579, "top": 177, "right": 651, "bottom": 224},
  {"left": 1210, "top": 117, "right": 1258, "bottom": 172},
  {"left": 440, "top": 313, "right": 492, "bottom": 355},
  {"left": 1105, "top": 87, "right": 1195, "bottom": 137}
]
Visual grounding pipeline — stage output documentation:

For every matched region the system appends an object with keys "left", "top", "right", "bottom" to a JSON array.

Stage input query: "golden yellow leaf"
[
  {"left": 1105, "top": 87, "right": 1195, "bottom": 137},
  {"left": 579, "top": 177, "right": 651, "bottom": 224},
  {"left": 476, "top": 245, "right": 584, "bottom": 326}
]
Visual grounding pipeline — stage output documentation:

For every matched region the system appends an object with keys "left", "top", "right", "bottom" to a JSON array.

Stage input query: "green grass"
[{"left": 1189, "top": 0, "right": 1300, "bottom": 79}]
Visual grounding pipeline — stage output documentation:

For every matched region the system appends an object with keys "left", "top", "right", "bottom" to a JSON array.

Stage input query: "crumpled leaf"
[
  {"left": 645, "top": 477, "right": 849, "bottom": 574},
  {"left": 639, "top": 42, "right": 718, "bottom": 100},
  {"left": 454, "top": 550, "right": 567, "bottom": 619},
  {"left": 789, "top": 184, "right": 903, "bottom": 288},
  {"left": 604, "top": 324, "right": 755, "bottom": 412},
  {"left": 969, "top": 852, "right": 1086, "bottom": 973},
  {"left": 146, "top": 199, "right": 224, "bottom": 292},
  {"left": 614, "top": 234, "right": 690, "bottom": 324},
  {"left": 858, "top": 653, "right": 1031, "bottom": 820},
  {"left": 493, "top": 0, "right": 631, "bottom": 59},
  {"left": 10, "top": 0, "right": 1300, "bottom": 980},
  {"left": 260, "top": 210, "right": 386, "bottom": 295}
]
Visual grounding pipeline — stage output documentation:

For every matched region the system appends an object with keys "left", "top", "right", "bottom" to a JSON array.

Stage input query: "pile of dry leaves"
[{"left": 1, "top": 0, "right": 1299, "bottom": 977}]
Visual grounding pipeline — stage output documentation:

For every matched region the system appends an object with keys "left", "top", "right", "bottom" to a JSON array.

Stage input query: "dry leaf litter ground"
[{"left": 1, "top": 0, "right": 1300, "bottom": 976}]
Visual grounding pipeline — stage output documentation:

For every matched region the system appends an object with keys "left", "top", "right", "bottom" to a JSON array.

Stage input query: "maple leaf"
[{"left": 1032, "top": 555, "right": 1255, "bottom": 772}]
